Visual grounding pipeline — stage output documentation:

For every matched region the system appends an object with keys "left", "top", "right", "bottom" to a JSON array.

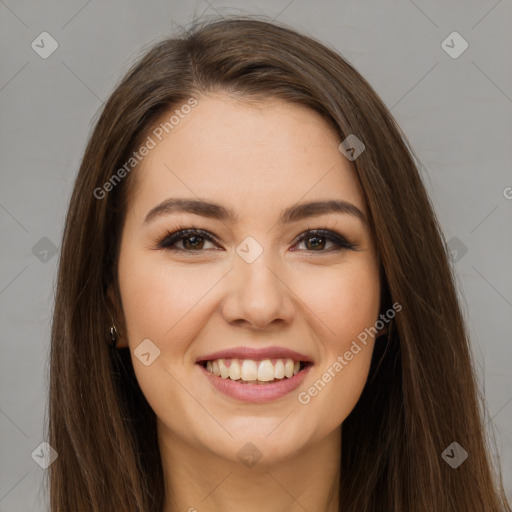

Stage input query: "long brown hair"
[{"left": 47, "top": 15, "right": 511, "bottom": 511}]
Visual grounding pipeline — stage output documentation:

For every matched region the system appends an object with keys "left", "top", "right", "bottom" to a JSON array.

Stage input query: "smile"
[
  {"left": 201, "top": 357, "right": 308, "bottom": 384},
  {"left": 197, "top": 358, "right": 313, "bottom": 403}
]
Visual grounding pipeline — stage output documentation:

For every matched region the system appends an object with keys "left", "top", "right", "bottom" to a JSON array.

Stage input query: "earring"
[{"left": 110, "top": 319, "right": 118, "bottom": 348}]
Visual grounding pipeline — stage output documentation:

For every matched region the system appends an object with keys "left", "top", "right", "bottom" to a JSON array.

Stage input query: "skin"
[{"left": 112, "top": 94, "right": 385, "bottom": 512}]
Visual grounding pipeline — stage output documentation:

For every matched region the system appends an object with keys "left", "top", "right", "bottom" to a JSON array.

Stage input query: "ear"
[{"left": 106, "top": 283, "right": 128, "bottom": 348}]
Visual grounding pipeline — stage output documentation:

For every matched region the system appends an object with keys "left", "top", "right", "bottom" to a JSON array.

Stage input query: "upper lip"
[{"left": 196, "top": 346, "right": 314, "bottom": 364}]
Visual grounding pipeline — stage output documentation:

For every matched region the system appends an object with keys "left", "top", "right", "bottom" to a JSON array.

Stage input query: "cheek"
[
  {"left": 298, "top": 256, "right": 381, "bottom": 345},
  {"left": 117, "top": 249, "right": 227, "bottom": 440},
  {"left": 118, "top": 249, "right": 224, "bottom": 346},
  {"left": 294, "top": 257, "right": 380, "bottom": 429}
]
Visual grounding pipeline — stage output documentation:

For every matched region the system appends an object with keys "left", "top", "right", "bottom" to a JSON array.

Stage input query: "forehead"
[{"left": 126, "top": 94, "right": 365, "bottom": 222}]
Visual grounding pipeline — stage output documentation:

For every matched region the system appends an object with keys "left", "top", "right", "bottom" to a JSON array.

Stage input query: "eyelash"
[{"left": 156, "top": 224, "right": 357, "bottom": 253}]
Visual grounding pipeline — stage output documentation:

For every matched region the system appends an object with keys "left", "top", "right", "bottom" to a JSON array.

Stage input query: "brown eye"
[
  {"left": 158, "top": 229, "right": 218, "bottom": 252},
  {"left": 293, "top": 230, "right": 356, "bottom": 252},
  {"left": 181, "top": 235, "right": 206, "bottom": 250},
  {"left": 302, "top": 234, "right": 328, "bottom": 251}
]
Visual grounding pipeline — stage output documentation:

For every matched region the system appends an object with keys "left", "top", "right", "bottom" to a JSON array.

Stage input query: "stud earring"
[{"left": 109, "top": 319, "right": 118, "bottom": 348}]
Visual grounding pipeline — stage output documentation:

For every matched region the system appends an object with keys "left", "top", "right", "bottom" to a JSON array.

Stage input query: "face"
[{"left": 115, "top": 94, "right": 382, "bottom": 465}]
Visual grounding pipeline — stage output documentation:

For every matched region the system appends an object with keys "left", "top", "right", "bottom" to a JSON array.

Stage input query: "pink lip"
[
  {"left": 195, "top": 346, "right": 314, "bottom": 363},
  {"left": 198, "top": 363, "right": 312, "bottom": 403}
]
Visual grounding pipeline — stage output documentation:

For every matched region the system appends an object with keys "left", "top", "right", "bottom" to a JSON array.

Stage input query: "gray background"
[{"left": 1, "top": 0, "right": 511, "bottom": 510}]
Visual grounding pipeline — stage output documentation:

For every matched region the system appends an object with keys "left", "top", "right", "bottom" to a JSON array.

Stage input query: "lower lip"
[{"left": 197, "top": 363, "right": 312, "bottom": 403}]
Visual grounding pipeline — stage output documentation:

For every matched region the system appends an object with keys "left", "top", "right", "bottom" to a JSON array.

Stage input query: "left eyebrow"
[
  {"left": 281, "top": 199, "right": 367, "bottom": 225},
  {"left": 143, "top": 198, "right": 367, "bottom": 225}
]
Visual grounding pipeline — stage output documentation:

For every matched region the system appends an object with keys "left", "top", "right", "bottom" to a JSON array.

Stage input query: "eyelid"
[
  {"left": 156, "top": 225, "right": 357, "bottom": 252},
  {"left": 157, "top": 226, "right": 219, "bottom": 250},
  {"left": 292, "top": 228, "right": 356, "bottom": 251}
]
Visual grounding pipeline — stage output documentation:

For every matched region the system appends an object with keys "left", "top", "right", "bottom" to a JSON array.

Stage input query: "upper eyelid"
[
  {"left": 161, "top": 226, "right": 340, "bottom": 241},
  {"left": 158, "top": 227, "right": 354, "bottom": 249}
]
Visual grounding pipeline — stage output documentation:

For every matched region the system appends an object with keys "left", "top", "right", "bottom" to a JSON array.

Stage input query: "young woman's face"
[{"left": 116, "top": 94, "right": 382, "bottom": 464}]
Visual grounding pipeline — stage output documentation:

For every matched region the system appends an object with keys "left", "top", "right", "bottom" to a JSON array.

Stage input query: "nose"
[{"left": 220, "top": 249, "right": 295, "bottom": 331}]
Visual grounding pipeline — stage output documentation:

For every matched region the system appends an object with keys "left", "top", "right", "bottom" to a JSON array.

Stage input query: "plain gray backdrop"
[{"left": 1, "top": 1, "right": 511, "bottom": 510}]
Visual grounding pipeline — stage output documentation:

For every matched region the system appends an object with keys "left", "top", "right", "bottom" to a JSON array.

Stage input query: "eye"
[
  {"left": 156, "top": 227, "right": 356, "bottom": 253},
  {"left": 157, "top": 228, "right": 219, "bottom": 252},
  {"left": 292, "top": 229, "right": 356, "bottom": 252}
]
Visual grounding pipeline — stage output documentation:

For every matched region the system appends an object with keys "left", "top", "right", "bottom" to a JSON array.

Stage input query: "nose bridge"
[
  {"left": 221, "top": 237, "right": 294, "bottom": 328},
  {"left": 236, "top": 240, "right": 284, "bottom": 301},
  {"left": 239, "top": 245, "right": 280, "bottom": 289}
]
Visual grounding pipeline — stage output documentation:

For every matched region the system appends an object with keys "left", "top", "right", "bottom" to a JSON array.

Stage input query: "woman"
[{"left": 47, "top": 16, "right": 511, "bottom": 512}]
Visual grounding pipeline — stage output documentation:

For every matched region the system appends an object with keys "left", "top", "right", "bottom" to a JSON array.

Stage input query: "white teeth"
[
  {"left": 229, "top": 361, "right": 241, "bottom": 380},
  {"left": 274, "top": 359, "right": 285, "bottom": 379},
  {"left": 257, "top": 360, "right": 275, "bottom": 381},
  {"left": 284, "top": 359, "right": 294, "bottom": 378},
  {"left": 241, "top": 360, "right": 258, "bottom": 381},
  {"left": 203, "top": 357, "right": 305, "bottom": 382},
  {"left": 218, "top": 359, "right": 230, "bottom": 379}
]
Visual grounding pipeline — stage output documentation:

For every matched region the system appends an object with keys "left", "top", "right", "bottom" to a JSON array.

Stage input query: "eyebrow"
[{"left": 143, "top": 198, "right": 367, "bottom": 225}]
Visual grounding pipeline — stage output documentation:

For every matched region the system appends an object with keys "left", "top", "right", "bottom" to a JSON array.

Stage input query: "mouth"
[
  {"left": 197, "top": 357, "right": 313, "bottom": 403},
  {"left": 197, "top": 357, "right": 313, "bottom": 385}
]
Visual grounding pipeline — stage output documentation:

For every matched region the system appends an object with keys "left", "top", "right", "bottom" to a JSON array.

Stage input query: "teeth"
[
  {"left": 241, "top": 360, "right": 258, "bottom": 381},
  {"left": 285, "top": 359, "right": 294, "bottom": 378},
  {"left": 203, "top": 357, "right": 305, "bottom": 382},
  {"left": 257, "top": 360, "right": 275, "bottom": 381},
  {"left": 274, "top": 359, "right": 285, "bottom": 379},
  {"left": 229, "top": 361, "right": 241, "bottom": 380},
  {"left": 219, "top": 359, "right": 230, "bottom": 379}
]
